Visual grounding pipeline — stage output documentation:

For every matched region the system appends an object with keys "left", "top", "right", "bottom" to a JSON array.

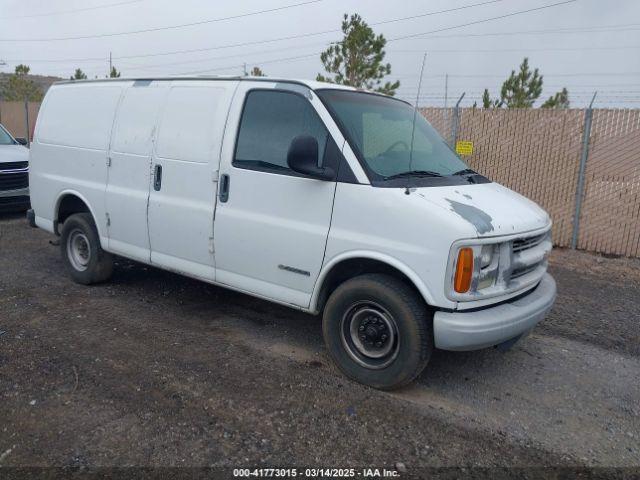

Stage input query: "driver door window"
[{"left": 234, "top": 90, "right": 329, "bottom": 173}]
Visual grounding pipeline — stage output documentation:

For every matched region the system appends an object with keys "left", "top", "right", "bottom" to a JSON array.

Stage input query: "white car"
[
  {"left": 0, "top": 123, "right": 30, "bottom": 211},
  {"left": 28, "top": 77, "right": 556, "bottom": 389}
]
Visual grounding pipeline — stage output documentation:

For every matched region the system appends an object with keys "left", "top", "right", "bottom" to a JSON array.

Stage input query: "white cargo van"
[{"left": 28, "top": 77, "right": 556, "bottom": 389}]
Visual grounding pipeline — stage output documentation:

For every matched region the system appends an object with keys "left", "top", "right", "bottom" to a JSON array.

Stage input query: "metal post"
[
  {"left": 443, "top": 73, "right": 449, "bottom": 124},
  {"left": 571, "top": 91, "right": 597, "bottom": 249},
  {"left": 444, "top": 73, "right": 448, "bottom": 110},
  {"left": 24, "top": 97, "right": 30, "bottom": 147},
  {"left": 450, "top": 92, "right": 465, "bottom": 148}
]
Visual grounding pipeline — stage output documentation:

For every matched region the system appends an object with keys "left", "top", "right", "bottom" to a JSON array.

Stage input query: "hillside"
[{"left": 0, "top": 72, "right": 62, "bottom": 99}]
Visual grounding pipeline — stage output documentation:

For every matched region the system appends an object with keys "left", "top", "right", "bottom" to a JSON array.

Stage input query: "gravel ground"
[{"left": 0, "top": 212, "right": 638, "bottom": 476}]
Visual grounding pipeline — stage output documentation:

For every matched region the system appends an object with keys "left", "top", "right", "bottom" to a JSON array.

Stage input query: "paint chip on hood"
[{"left": 446, "top": 199, "right": 494, "bottom": 234}]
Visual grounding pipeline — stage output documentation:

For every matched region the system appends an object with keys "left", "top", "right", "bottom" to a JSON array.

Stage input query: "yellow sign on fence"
[{"left": 455, "top": 141, "right": 473, "bottom": 156}]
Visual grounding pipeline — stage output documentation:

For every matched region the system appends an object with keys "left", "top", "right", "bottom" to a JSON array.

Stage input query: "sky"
[{"left": 0, "top": 0, "right": 639, "bottom": 108}]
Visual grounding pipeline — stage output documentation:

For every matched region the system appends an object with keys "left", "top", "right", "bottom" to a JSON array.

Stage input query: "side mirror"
[
  {"left": 287, "top": 135, "right": 334, "bottom": 181},
  {"left": 15, "top": 137, "right": 28, "bottom": 146}
]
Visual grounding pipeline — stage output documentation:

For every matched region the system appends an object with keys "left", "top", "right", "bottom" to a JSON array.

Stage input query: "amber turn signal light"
[{"left": 454, "top": 247, "right": 474, "bottom": 293}]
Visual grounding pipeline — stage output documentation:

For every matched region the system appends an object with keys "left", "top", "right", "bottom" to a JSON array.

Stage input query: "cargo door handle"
[
  {"left": 153, "top": 164, "right": 162, "bottom": 191},
  {"left": 219, "top": 174, "right": 230, "bottom": 203}
]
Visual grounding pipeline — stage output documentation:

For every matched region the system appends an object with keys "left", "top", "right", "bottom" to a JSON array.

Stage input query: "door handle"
[
  {"left": 219, "top": 173, "right": 230, "bottom": 203},
  {"left": 153, "top": 164, "right": 162, "bottom": 191}
]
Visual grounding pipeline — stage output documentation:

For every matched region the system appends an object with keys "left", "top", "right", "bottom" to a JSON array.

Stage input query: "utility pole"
[
  {"left": 444, "top": 73, "right": 449, "bottom": 124},
  {"left": 109, "top": 51, "right": 112, "bottom": 77},
  {"left": 444, "top": 73, "right": 448, "bottom": 109},
  {"left": 243, "top": 63, "right": 247, "bottom": 76}
]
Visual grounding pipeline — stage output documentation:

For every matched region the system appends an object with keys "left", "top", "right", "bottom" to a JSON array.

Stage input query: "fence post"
[
  {"left": 571, "top": 92, "right": 597, "bottom": 250},
  {"left": 23, "top": 97, "right": 30, "bottom": 147},
  {"left": 450, "top": 92, "right": 465, "bottom": 148}
]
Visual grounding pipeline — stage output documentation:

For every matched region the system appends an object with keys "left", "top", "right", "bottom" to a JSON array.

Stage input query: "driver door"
[{"left": 213, "top": 85, "right": 337, "bottom": 308}]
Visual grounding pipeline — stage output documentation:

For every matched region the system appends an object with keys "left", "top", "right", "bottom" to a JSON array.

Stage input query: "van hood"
[
  {"left": 414, "top": 182, "right": 550, "bottom": 238},
  {"left": 0, "top": 144, "right": 29, "bottom": 164}
]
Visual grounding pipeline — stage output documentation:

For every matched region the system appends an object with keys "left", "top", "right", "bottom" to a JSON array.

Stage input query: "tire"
[
  {"left": 322, "top": 274, "right": 433, "bottom": 390},
  {"left": 60, "top": 213, "right": 113, "bottom": 285}
]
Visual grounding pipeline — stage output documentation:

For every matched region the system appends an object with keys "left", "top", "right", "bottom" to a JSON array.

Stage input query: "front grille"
[
  {"left": 510, "top": 231, "right": 552, "bottom": 281},
  {"left": 0, "top": 172, "right": 29, "bottom": 191},
  {"left": 512, "top": 233, "right": 546, "bottom": 253},
  {"left": 0, "top": 161, "right": 28, "bottom": 171},
  {"left": 511, "top": 264, "right": 538, "bottom": 279}
]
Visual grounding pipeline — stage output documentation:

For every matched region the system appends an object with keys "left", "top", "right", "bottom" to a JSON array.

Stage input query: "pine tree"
[
  {"left": 109, "top": 66, "right": 121, "bottom": 78},
  {"left": 482, "top": 89, "right": 491, "bottom": 109},
  {"left": 250, "top": 66, "right": 265, "bottom": 77},
  {"left": 481, "top": 88, "right": 502, "bottom": 108},
  {"left": 541, "top": 87, "right": 570, "bottom": 108},
  {"left": 499, "top": 57, "right": 543, "bottom": 108},
  {"left": 480, "top": 58, "right": 555, "bottom": 108},
  {"left": 316, "top": 13, "right": 399, "bottom": 96},
  {"left": 70, "top": 68, "right": 88, "bottom": 80},
  {"left": 0, "top": 64, "right": 43, "bottom": 101}
]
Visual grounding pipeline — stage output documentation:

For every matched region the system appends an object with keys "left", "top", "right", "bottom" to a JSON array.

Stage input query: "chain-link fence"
[
  {"left": 2, "top": 100, "right": 638, "bottom": 257},
  {"left": 421, "top": 106, "right": 640, "bottom": 257},
  {"left": 578, "top": 109, "right": 640, "bottom": 256},
  {"left": 0, "top": 101, "right": 40, "bottom": 143}
]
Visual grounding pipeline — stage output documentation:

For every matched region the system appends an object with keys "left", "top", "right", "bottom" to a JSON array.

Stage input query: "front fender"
[{"left": 309, "top": 250, "right": 439, "bottom": 314}]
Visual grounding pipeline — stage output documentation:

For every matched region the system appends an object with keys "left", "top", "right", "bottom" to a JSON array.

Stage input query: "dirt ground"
[{"left": 1, "top": 212, "right": 639, "bottom": 476}]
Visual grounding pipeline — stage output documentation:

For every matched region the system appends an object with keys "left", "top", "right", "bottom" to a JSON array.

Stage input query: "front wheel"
[
  {"left": 60, "top": 213, "right": 113, "bottom": 285},
  {"left": 322, "top": 274, "right": 433, "bottom": 390}
]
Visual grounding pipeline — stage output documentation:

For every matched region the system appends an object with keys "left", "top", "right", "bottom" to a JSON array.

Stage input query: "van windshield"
[
  {"left": 317, "top": 89, "right": 469, "bottom": 182},
  {"left": 0, "top": 125, "right": 16, "bottom": 145}
]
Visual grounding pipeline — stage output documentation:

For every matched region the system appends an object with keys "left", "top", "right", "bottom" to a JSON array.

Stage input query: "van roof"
[{"left": 54, "top": 75, "right": 361, "bottom": 93}]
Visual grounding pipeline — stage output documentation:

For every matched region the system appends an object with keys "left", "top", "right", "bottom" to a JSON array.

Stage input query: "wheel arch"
[
  {"left": 54, "top": 190, "right": 102, "bottom": 239},
  {"left": 310, "top": 251, "right": 436, "bottom": 314}
]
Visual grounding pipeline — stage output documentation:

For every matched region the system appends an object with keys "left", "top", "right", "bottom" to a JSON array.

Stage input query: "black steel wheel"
[
  {"left": 323, "top": 273, "right": 433, "bottom": 390},
  {"left": 340, "top": 300, "right": 400, "bottom": 370}
]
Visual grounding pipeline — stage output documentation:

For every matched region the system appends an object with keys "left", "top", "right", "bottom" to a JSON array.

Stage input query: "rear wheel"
[
  {"left": 322, "top": 274, "right": 433, "bottom": 390},
  {"left": 60, "top": 213, "right": 113, "bottom": 284}
]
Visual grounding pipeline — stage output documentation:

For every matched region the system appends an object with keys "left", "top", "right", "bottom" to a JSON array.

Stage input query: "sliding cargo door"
[
  {"left": 106, "top": 81, "right": 168, "bottom": 262},
  {"left": 147, "top": 82, "right": 235, "bottom": 281}
]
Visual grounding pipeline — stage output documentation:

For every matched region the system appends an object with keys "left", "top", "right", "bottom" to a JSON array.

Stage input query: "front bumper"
[
  {"left": 433, "top": 273, "right": 556, "bottom": 351},
  {"left": 0, "top": 187, "right": 30, "bottom": 211}
]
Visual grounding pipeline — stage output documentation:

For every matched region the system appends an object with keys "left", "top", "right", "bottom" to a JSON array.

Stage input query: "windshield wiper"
[
  {"left": 451, "top": 168, "right": 478, "bottom": 176},
  {"left": 384, "top": 170, "right": 442, "bottom": 180}
]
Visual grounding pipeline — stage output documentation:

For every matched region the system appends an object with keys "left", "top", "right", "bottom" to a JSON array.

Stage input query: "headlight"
[
  {"left": 477, "top": 244, "right": 498, "bottom": 289},
  {"left": 447, "top": 231, "right": 552, "bottom": 302},
  {"left": 448, "top": 242, "right": 505, "bottom": 299},
  {"left": 479, "top": 244, "right": 494, "bottom": 268}
]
